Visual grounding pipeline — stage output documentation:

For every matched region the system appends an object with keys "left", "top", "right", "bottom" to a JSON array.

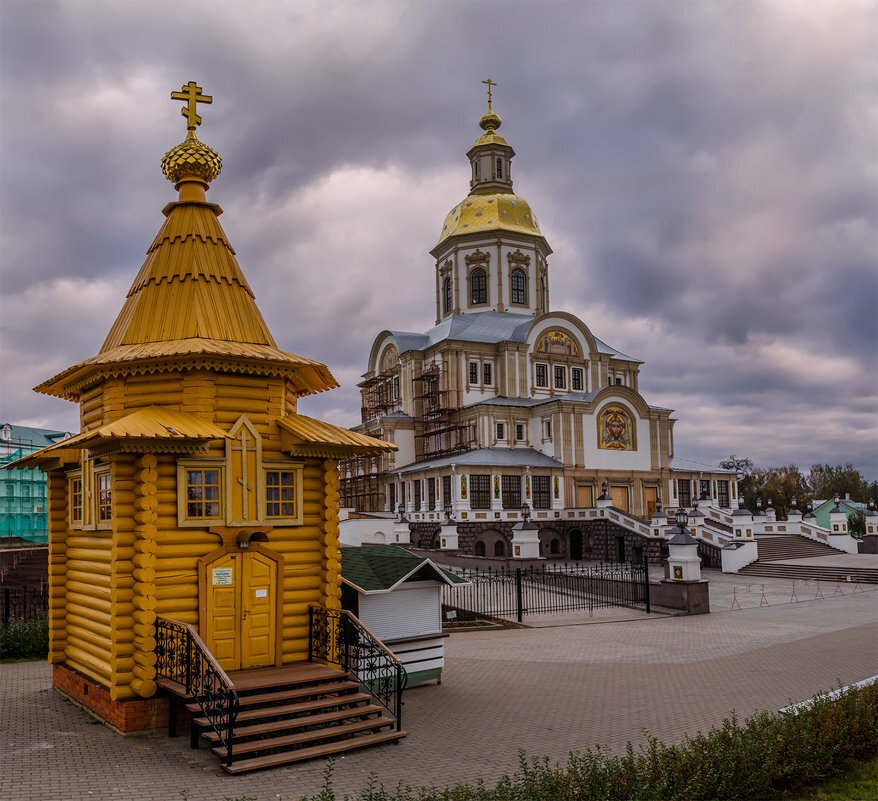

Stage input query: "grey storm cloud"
[{"left": 1, "top": 0, "right": 875, "bottom": 478}]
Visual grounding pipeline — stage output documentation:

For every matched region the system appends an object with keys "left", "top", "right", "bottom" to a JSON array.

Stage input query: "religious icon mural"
[
  {"left": 380, "top": 345, "right": 399, "bottom": 373},
  {"left": 535, "top": 329, "right": 580, "bottom": 357},
  {"left": 598, "top": 406, "right": 635, "bottom": 451}
]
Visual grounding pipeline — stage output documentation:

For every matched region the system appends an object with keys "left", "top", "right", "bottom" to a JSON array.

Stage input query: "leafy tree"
[
  {"left": 719, "top": 455, "right": 754, "bottom": 478},
  {"left": 738, "top": 464, "right": 810, "bottom": 519},
  {"left": 848, "top": 509, "right": 866, "bottom": 539},
  {"left": 807, "top": 463, "right": 869, "bottom": 503}
]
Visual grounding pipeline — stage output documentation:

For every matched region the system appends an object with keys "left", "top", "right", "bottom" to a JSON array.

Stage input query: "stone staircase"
[
  {"left": 737, "top": 535, "right": 878, "bottom": 584},
  {"left": 187, "top": 663, "right": 406, "bottom": 774}
]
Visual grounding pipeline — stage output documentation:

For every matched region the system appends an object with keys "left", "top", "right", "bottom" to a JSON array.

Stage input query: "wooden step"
[
  {"left": 193, "top": 691, "right": 373, "bottom": 730},
  {"left": 185, "top": 679, "right": 361, "bottom": 714},
  {"left": 201, "top": 701, "right": 385, "bottom": 742},
  {"left": 210, "top": 714, "right": 397, "bottom": 757},
  {"left": 222, "top": 729, "right": 408, "bottom": 774}
]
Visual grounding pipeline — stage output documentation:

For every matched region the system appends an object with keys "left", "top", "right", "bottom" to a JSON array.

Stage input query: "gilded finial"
[
  {"left": 170, "top": 81, "right": 213, "bottom": 131},
  {"left": 162, "top": 81, "right": 222, "bottom": 187},
  {"left": 482, "top": 78, "right": 497, "bottom": 111},
  {"left": 479, "top": 78, "right": 501, "bottom": 134}
]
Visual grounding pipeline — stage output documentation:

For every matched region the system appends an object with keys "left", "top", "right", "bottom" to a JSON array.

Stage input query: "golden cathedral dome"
[
  {"left": 161, "top": 130, "right": 223, "bottom": 185},
  {"left": 436, "top": 193, "right": 542, "bottom": 245}
]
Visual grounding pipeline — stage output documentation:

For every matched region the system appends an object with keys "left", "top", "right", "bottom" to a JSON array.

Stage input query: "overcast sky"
[{"left": 1, "top": 0, "right": 876, "bottom": 478}]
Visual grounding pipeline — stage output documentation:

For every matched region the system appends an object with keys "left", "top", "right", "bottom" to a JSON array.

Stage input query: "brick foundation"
[{"left": 52, "top": 663, "right": 179, "bottom": 734}]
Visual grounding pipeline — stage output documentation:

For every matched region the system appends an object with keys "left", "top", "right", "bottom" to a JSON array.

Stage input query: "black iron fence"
[
  {"left": 1, "top": 586, "right": 48, "bottom": 623},
  {"left": 443, "top": 559, "right": 650, "bottom": 623}
]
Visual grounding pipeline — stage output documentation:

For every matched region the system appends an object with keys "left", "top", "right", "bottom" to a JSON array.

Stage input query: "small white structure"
[{"left": 341, "top": 544, "right": 467, "bottom": 686}]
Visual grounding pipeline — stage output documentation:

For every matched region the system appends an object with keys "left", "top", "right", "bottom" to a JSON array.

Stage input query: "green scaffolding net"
[{"left": 0, "top": 449, "right": 49, "bottom": 545}]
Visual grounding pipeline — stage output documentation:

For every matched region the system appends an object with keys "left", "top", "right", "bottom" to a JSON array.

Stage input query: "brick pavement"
[{"left": 2, "top": 589, "right": 876, "bottom": 801}]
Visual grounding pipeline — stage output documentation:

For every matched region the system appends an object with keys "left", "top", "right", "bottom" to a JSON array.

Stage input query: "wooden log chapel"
[{"left": 11, "top": 82, "right": 406, "bottom": 772}]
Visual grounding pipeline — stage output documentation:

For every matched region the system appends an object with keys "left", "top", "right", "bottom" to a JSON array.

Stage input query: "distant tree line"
[{"left": 719, "top": 457, "right": 877, "bottom": 537}]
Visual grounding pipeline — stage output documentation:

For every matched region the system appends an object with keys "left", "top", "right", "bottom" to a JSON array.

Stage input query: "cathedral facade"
[{"left": 341, "top": 90, "right": 735, "bottom": 556}]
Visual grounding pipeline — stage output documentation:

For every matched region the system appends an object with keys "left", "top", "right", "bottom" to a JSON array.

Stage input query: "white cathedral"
[{"left": 340, "top": 89, "right": 736, "bottom": 561}]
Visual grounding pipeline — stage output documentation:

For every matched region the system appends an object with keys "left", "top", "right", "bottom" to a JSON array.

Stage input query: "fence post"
[
  {"left": 516, "top": 567, "right": 523, "bottom": 623},
  {"left": 643, "top": 553, "right": 651, "bottom": 614}
]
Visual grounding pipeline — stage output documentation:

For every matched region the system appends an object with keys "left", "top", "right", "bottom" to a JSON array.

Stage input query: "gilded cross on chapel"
[
  {"left": 170, "top": 81, "right": 213, "bottom": 131},
  {"left": 482, "top": 78, "right": 497, "bottom": 109}
]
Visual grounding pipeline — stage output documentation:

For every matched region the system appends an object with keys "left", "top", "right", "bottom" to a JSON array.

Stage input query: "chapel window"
[
  {"left": 493, "top": 540, "right": 505, "bottom": 557},
  {"left": 515, "top": 423, "right": 525, "bottom": 441},
  {"left": 496, "top": 422, "right": 505, "bottom": 440},
  {"left": 266, "top": 470, "right": 296, "bottom": 518},
  {"left": 483, "top": 362, "right": 492, "bottom": 386},
  {"left": 70, "top": 478, "right": 83, "bottom": 523},
  {"left": 428, "top": 477, "right": 436, "bottom": 509},
  {"left": 571, "top": 367, "right": 584, "bottom": 392},
  {"left": 510, "top": 268, "right": 527, "bottom": 305},
  {"left": 443, "top": 277, "right": 452, "bottom": 315},
  {"left": 186, "top": 468, "right": 221, "bottom": 519},
  {"left": 97, "top": 472, "right": 113, "bottom": 521},
  {"left": 496, "top": 158, "right": 503, "bottom": 179},
  {"left": 470, "top": 268, "right": 487, "bottom": 305},
  {"left": 413, "top": 479, "right": 422, "bottom": 510}
]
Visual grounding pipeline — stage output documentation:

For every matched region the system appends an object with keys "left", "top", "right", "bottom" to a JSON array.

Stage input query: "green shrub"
[
  {"left": 0, "top": 613, "right": 49, "bottom": 660},
  {"left": 307, "top": 682, "right": 878, "bottom": 801}
]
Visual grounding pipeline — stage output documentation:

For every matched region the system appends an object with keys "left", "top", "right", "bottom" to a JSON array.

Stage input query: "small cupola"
[{"left": 467, "top": 79, "right": 515, "bottom": 195}]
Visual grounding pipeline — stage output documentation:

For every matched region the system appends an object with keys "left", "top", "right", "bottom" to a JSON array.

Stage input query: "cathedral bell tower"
[{"left": 431, "top": 81, "right": 552, "bottom": 323}]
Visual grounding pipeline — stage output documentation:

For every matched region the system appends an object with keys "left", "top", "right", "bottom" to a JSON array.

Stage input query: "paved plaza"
[{"left": 2, "top": 574, "right": 877, "bottom": 801}]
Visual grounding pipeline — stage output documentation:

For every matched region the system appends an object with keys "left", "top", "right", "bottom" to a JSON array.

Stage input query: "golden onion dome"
[
  {"left": 436, "top": 193, "right": 542, "bottom": 245},
  {"left": 479, "top": 108, "right": 502, "bottom": 133},
  {"left": 161, "top": 130, "right": 222, "bottom": 185}
]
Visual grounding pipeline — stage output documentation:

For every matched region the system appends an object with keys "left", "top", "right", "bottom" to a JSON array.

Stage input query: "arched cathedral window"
[
  {"left": 511, "top": 268, "right": 527, "bottom": 305},
  {"left": 470, "top": 268, "right": 487, "bottom": 305},
  {"left": 443, "top": 277, "right": 452, "bottom": 315}
]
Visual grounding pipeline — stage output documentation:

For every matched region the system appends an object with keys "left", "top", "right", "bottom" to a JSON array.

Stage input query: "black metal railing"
[
  {"left": 443, "top": 559, "right": 651, "bottom": 623},
  {"left": 308, "top": 605, "right": 406, "bottom": 730},
  {"left": 155, "top": 618, "right": 239, "bottom": 766},
  {"left": 1, "top": 585, "right": 48, "bottom": 623}
]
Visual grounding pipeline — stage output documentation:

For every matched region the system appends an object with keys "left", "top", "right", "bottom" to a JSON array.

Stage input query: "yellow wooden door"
[
  {"left": 575, "top": 484, "right": 593, "bottom": 508},
  {"left": 240, "top": 550, "right": 276, "bottom": 669},
  {"left": 644, "top": 487, "right": 658, "bottom": 517},
  {"left": 205, "top": 552, "right": 240, "bottom": 670},
  {"left": 610, "top": 485, "right": 629, "bottom": 512},
  {"left": 204, "top": 550, "right": 277, "bottom": 671}
]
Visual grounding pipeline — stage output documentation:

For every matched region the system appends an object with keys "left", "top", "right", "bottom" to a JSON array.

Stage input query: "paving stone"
[{"left": 1, "top": 586, "right": 876, "bottom": 800}]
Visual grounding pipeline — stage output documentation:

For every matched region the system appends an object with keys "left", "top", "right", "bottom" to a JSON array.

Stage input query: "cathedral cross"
[
  {"left": 482, "top": 78, "right": 497, "bottom": 109},
  {"left": 170, "top": 81, "right": 213, "bottom": 131}
]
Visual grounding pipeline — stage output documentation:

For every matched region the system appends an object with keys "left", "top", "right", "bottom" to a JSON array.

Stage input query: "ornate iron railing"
[
  {"left": 308, "top": 605, "right": 406, "bottom": 730},
  {"left": 155, "top": 617, "right": 239, "bottom": 765}
]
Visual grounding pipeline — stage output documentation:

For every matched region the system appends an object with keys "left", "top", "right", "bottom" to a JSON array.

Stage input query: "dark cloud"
[{"left": 1, "top": 1, "right": 875, "bottom": 477}]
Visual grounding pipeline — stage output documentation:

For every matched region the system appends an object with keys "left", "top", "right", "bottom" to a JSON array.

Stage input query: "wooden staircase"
[
  {"left": 164, "top": 662, "right": 406, "bottom": 774},
  {"left": 156, "top": 613, "right": 408, "bottom": 775}
]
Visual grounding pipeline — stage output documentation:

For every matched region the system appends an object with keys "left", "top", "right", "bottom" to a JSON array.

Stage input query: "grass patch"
[
  {"left": 306, "top": 681, "right": 877, "bottom": 801},
  {"left": 782, "top": 756, "right": 878, "bottom": 800},
  {"left": 0, "top": 614, "right": 48, "bottom": 660}
]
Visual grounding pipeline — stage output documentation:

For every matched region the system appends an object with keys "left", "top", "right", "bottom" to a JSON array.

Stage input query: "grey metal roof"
[
  {"left": 378, "top": 411, "right": 414, "bottom": 421},
  {"left": 389, "top": 311, "right": 641, "bottom": 362},
  {"left": 668, "top": 456, "right": 736, "bottom": 474},
  {"left": 394, "top": 446, "right": 564, "bottom": 475},
  {"left": 0, "top": 423, "right": 71, "bottom": 450}
]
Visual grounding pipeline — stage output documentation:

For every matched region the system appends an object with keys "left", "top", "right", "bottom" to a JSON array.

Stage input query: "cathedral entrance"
[
  {"left": 200, "top": 546, "right": 281, "bottom": 672},
  {"left": 610, "top": 485, "right": 629, "bottom": 512},
  {"left": 644, "top": 487, "right": 658, "bottom": 517}
]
